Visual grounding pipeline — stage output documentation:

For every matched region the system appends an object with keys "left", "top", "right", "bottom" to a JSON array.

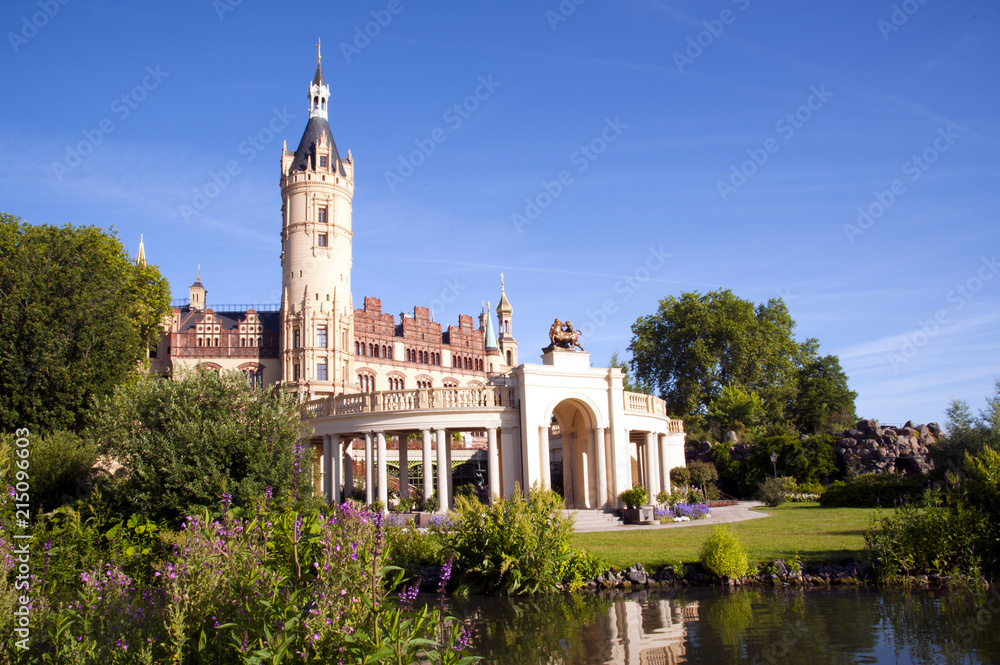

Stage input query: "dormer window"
[{"left": 319, "top": 155, "right": 328, "bottom": 168}]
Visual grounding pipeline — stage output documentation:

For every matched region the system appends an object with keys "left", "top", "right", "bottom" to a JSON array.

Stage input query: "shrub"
[
  {"left": 619, "top": 485, "right": 649, "bottom": 508},
  {"left": 820, "top": 474, "right": 924, "bottom": 508},
  {"left": 756, "top": 476, "right": 794, "bottom": 507},
  {"left": 864, "top": 489, "right": 990, "bottom": 583},
  {"left": 2, "top": 430, "right": 97, "bottom": 512},
  {"left": 699, "top": 525, "right": 753, "bottom": 579},
  {"left": 670, "top": 466, "right": 690, "bottom": 487},
  {"left": 87, "top": 371, "right": 308, "bottom": 523},
  {"left": 441, "top": 483, "right": 575, "bottom": 595},
  {"left": 424, "top": 493, "right": 440, "bottom": 513},
  {"left": 688, "top": 460, "right": 719, "bottom": 491}
]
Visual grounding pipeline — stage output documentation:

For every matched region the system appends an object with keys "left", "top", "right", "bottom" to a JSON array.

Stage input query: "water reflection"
[{"left": 446, "top": 587, "right": 1000, "bottom": 664}]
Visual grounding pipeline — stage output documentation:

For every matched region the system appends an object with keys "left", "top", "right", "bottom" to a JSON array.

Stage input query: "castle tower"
[
  {"left": 189, "top": 266, "right": 206, "bottom": 312},
  {"left": 496, "top": 275, "right": 517, "bottom": 368},
  {"left": 482, "top": 301, "right": 501, "bottom": 374},
  {"left": 280, "top": 42, "right": 356, "bottom": 399}
]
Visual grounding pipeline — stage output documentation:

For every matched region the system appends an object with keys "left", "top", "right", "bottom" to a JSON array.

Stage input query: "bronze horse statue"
[{"left": 548, "top": 318, "right": 585, "bottom": 352}]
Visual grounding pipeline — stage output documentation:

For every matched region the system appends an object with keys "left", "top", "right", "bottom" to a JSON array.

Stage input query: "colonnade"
[
  {"left": 316, "top": 425, "right": 507, "bottom": 513},
  {"left": 634, "top": 431, "right": 674, "bottom": 497}
]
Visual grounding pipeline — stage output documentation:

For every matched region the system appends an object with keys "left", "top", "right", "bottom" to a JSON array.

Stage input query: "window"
[
  {"left": 318, "top": 206, "right": 328, "bottom": 223},
  {"left": 316, "top": 363, "right": 327, "bottom": 381},
  {"left": 319, "top": 156, "right": 328, "bottom": 169},
  {"left": 317, "top": 328, "right": 327, "bottom": 348},
  {"left": 293, "top": 329, "right": 301, "bottom": 349},
  {"left": 507, "top": 350, "right": 512, "bottom": 365},
  {"left": 293, "top": 364, "right": 300, "bottom": 382},
  {"left": 355, "top": 341, "right": 360, "bottom": 355},
  {"left": 405, "top": 349, "right": 411, "bottom": 362},
  {"left": 317, "top": 233, "right": 328, "bottom": 247}
]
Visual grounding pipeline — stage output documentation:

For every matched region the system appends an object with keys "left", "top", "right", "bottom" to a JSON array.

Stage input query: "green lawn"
[{"left": 572, "top": 503, "right": 886, "bottom": 570}]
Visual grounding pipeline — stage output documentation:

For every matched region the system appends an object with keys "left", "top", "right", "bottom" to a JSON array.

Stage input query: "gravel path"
[{"left": 574, "top": 501, "right": 770, "bottom": 533}]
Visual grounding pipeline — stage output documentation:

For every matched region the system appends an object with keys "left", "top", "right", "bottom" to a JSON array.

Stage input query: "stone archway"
[{"left": 550, "top": 398, "right": 601, "bottom": 509}]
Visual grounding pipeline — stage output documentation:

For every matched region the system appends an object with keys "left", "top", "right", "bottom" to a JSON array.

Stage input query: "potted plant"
[
  {"left": 620, "top": 485, "right": 654, "bottom": 524},
  {"left": 417, "top": 493, "right": 440, "bottom": 526}
]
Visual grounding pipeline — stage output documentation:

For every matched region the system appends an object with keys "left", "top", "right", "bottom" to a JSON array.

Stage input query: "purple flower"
[
  {"left": 438, "top": 559, "right": 453, "bottom": 594},
  {"left": 453, "top": 624, "right": 474, "bottom": 650}
]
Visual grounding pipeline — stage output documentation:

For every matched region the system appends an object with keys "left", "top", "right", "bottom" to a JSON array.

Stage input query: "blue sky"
[{"left": 2, "top": 0, "right": 998, "bottom": 426}]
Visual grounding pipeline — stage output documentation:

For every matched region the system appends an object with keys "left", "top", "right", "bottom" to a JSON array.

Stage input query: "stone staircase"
[{"left": 564, "top": 508, "right": 623, "bottom": 532}]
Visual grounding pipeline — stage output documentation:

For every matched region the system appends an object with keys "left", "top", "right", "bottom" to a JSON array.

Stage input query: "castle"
[
  {"left": 150, "top": 48, "right": 685, "bottom": 513},
  {"left": 151, "top": 50, "right": 513, "bottom": 402}
]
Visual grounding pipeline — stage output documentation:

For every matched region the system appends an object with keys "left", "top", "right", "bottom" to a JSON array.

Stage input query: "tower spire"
[
  {"left": 135, "top": 234, "right": 146, "bottom": 267},
  {"left": 309, "top": 40, "right": 328, "bottom": 118}
]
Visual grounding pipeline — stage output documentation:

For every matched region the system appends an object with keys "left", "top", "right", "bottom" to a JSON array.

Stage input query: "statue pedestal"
[{"left": 541, "top": 348, "right": 590, "bottom": 370}]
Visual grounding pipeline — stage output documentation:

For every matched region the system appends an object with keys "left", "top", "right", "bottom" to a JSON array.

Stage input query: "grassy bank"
[{"left": 572, "top": 503, "right": 886, "bottom": 570}]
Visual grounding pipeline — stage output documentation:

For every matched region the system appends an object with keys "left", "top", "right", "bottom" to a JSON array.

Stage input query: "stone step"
[{"left": 563, "top": 509, "right": 623, "bottom": 531}]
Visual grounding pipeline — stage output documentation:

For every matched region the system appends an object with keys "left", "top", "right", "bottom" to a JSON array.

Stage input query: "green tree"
[
  {"left": 932, "top": 384, "right": 1000, "bottom": 475},
  {"left": 628, "top": 289, "right": 800, "bottom": 424},
  {"left": 788, "top": 350, "right": 857, "bottom": 434},
  {"left": 608, "top": 350, "right": 651, "bottom": 394},
  {"left": 0, "top": 213, "right": 172, "bottom": 433},
  {"left": 87, "top": 370, "right": 309, "bottom": 522},
  {"left": 707, "top": 384, "right": 767, "bottom": 436}
]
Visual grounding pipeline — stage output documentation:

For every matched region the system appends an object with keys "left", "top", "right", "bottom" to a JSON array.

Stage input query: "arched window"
[
  {"left": 381, "top": 345, "right": 387, "bottom": 358},
  {"left": 387, "top": 346, "right": 393, "bottom": 360},
  {"left": 355, "top": 341, "right": 360, "bottom": 355},
  {"left": 507, "top": 350, "right": 512, "bottom": 365},
  {"left": 405, "top": 349, "right": 411, "bottom": 362},
  {"left": 197, "top": 338, "right": 203, "bottom": 347},
  {"left": 214, "top": 338, "right": 219, "bottom": 347},
  {"left": 369, "top": 343, "right": 374, "bottom": 357},
  {"left": 241, "top": 338, "right": 246, "bottom": 347}
]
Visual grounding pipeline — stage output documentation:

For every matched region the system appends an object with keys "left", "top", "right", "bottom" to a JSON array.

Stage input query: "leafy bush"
[
  {"left": 560, "top": 550, "right": 610, "bottom": 590},
  {"left": 440, "top": 483, "right": 575, "bottom": 595},
  {"left": 699, "top": 525, "right": 754, "bottom": 579},
  {"left": 714, "top": 434, "right": 839, "bottom": 497},
  {"left": 87, "top": 370, "right": 308, "bottom": 523},
  {"left": 619, "top": 485, "right": 649, "bottom": 508},
  {"left": 2, "top": 430, "right": 97, "bottom": 512},
  {"left": 864, "top": 489, "right": 990, "bottom": 583},
  {"left": 820, "top": 474, "right": 924, "bottom": 508},
  {"left": 424, "top": 493, "right": 440, "bottom": 513},
  {"left": 670, "top": 466, "right": 691, "bottom": 487},
  {"left": 386, "top": 518, "right": 444, "bottom": 576},
  {"left": 687, "top": 460, "right": 719, "bottom": 491},
  {"left": 756, "top": 476, "right": 795, "bottom": 507}
]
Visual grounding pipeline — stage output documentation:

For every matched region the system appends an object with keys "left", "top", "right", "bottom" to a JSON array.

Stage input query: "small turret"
[{"left": 189, "top": 266, "right": 206, "bottom": 311}]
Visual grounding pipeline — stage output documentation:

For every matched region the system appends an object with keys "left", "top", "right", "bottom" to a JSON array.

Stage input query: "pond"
[{"left": 444, "top": 587, "right": 1000, "bottom": 664}]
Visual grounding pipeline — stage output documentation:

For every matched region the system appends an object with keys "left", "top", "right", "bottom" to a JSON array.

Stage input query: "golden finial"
[{"left": 316, "top": 38, "right": 322, "bottom": 63}]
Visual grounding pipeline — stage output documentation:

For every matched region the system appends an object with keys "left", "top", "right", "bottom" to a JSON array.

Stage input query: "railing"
[
  {"left": 624, "top": 391, "right": 685, "bottom": 433},
  {"left": 302, "top": 386, "right": 515, "bottom": 419},
  {"left": 624, "top": 391, "right": 668, "bottom": 416}
]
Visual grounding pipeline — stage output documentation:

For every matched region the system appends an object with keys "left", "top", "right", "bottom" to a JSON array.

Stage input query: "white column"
[
  {"left": 487, "top": 427, "right": 500, "bottom": 505},
  {"left": 594, "top": 428, "right": 608, "bottom": 509},
  {"left": 364, "top": 432, "right": 374, "bottom": 505},
  {"left": 342, "top": 443, "right": 354, "bottom": 501},
  {"left": 435, "top": 429, "right": 448, "bottom": 513},
  {"left": 646, "top": 432, "right": 661, "bottom": 500},
  {"left": 331, "top": 437, "right": 342, "bottom": 504},
  {"left": 399, "top": 433, "right": 409, "bottom": 500},
  {"left": 445, "top": 435, "right": 454, "bottom": 508},
  {"left": 501, "top": 427, "right": 517, "bottom": 498},
  {"left": 539, "top": 426, "right": 551, "bottom": 489},
  {"left": 376, "top": 431, "right": 388, "bottom": 511},
  {"left": 658, "top": 433, "right": 671, "bottom": 495},
  {"left": 421, "top": 429, "right": 433, "bottom": 502},
  {"left": 322, "top": 435, "right": 332, "bottom": 502}
]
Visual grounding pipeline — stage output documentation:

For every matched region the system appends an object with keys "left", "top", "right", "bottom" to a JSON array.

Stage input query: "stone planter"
[
  {"left": 416, "top": 512, "right": 436, "bottom": 526},
  {"left": 622, "top": 506, "right": 656, "bottom": 525}
]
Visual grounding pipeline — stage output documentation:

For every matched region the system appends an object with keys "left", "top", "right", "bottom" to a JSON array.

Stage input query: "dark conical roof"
[
  {"left": 313, "top": 60, "right": 324, "bottom": 87},
  {"left": 289, "top": 116, "right": 346, "bottom": 175}
]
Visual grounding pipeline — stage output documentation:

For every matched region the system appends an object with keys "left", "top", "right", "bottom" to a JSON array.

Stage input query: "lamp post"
[{"left": 770, "top": 452, "right": 778, "bottom": 480}]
